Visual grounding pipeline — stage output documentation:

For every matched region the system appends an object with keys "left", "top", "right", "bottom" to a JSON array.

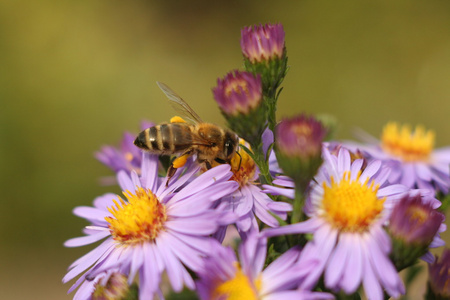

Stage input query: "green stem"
[{"left": 291, "top": 188, "right": 306, "bottom": 224}]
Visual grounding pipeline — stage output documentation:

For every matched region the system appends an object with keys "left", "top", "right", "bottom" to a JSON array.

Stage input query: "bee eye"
[{"left": 225, "top": 139, "right": 236, "bottom": 158}]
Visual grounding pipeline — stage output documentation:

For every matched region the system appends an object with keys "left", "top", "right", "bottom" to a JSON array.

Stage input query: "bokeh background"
[{"left": 1, "top": 1, "right": 450, "bottom": 299}]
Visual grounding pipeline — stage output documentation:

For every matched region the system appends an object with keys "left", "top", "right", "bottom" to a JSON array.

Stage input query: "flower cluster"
[{"left": 64, "top": 23, "right": 449, "bottom": 300}]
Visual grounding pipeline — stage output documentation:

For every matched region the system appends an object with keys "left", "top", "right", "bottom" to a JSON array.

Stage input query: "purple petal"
[
  {"left": 174, "top": 164, "right": 232, "bottom": 197},
  {"left": 165, "top": 217, "right": 219, "bottom": 235},
  {"left": 139, "top": 243, "right": 160, "bottom": 299},
  {"left": 73, "top": 206, "right": 110, "bottom": 224},
  {"left": 367, "top": 236, "right": 403, "bottom": 297},
  {"left": 64, "top": 231, "right": 110, "bottom": 247},
  {"left": 93, "top": 193, "right": 118, "bottom": 210},
  {"left": 140, "top": 153, "right": 159, "bottom": 191},
  {"left": 236, "top": 212, "right": 253, "bottom": 232},
  {"left": 262, "top": 218, "right": 322, "bottom": 238},
  {"left": 360, "top": 160, "right": 381, "bottom": 183},
  {"left": 128, "top": 247, "right": 144, "bottom": 285},
  {"left": 267, "top": 200, "right": 292, "bottom": 212},
  {"left": 159, "top": 231, "right": 204, "bottom": 271},
  {"left": 337, "top": 148, "right": 351, "bottom": 172},
  {"left": 299, "top": 225, "right": 337, "bottom": 290},
  {"left": 155, "top": 237, "right": 185, "bottom": 292},
  {"left": 377, "top": 184, "right": 408, "bottom": 198},
  {"left": 117, "top": 170, "right": 135, "bottom": 192},
  {"left": 64, "top": 241, "right": 115, "bottom": 283},
  {"left": 325, "top": 233, "right": 350, "bottom": 288},
  {"left": 361, "top": 252, "right": 383, "bottom": 300},
  {"left": 415, "top": 163, "right": 433, "bottom": 181},
  {"left": 253, "top": 198, "right": 279, "bottom": 227},
  {"left": 400, "top": 164, "right": 416, "bottom": 188},
  {"left": 341, "top": 233, "right": 363, "bottom": 293}
]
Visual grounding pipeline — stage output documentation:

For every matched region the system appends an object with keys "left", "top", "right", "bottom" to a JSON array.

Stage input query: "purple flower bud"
[
  {"left": 213, "top": 70, "right": 263, "bottom": 116},
  {"left": 276, "top": 114, "right": 326, "bottom": 160},
  {"left": 241, "top": 23, "right": 285, "bottom": 63},
  {"left": 389, "top": 195, "right": 444, "bottom": 246},
  {"left": 92, "top": 272, "right": 130, "bottom": 300},
  {"left": 428, "top": 249, "right": 450, "bottom": 298}
]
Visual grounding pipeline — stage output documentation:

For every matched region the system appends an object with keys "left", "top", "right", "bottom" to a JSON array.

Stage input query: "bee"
[{"left": 134, "top": 82, "right": 240, "bottom": 185}]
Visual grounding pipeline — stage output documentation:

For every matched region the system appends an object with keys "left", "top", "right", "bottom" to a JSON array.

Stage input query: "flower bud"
[
  {"left": 213, "top": 70, "right": 263, "bottom": 117},
  {"left": 92, "top": 272, "right": 131, "bottom": 300},
  {"left": 241, "top": 23, "right": 285, "bottom": 64},
  {"left": 213, "top": 70, "right": 266, "bottom": 145},
  {"left": 427, "top": 249, "right": 450, "bottom": 299},
  {"left": 275, "top": 114, "right": 326, "bottom": 192},
  {"left": 241, "top": 23, "right": 288, "bottom": 99},
  {"left": 388, "top": 195, "right": 445, "bottom": 270}
]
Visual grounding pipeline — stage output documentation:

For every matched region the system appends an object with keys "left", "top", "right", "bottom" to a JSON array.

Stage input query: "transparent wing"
[{"left": 156, "top": 82, "right": 203, "bottom": 124}]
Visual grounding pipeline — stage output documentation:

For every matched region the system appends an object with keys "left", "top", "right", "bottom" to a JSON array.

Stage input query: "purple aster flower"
[
  {"left": 348, "top": 122, "right": 450, "bottom": 193},
  {"left": 241, "top": 23, "right": 285, "bottom": 64},
  {"left": 196, "top": 232, "right": 334, "bottom": 300},
  {"left": 63, "top": 153, "right": 239, "bottom": 300},
  {"left": 213, "top": 70, "right": 263, "bottom": 117},
  {"left": 263, "top": 147, "right": 413, "bottom": 299},
  {"left": 218, "top": 140, "right": 292, "bottom": 236}
]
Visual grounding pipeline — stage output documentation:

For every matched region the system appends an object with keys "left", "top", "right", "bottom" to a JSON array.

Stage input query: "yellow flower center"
[
  {"left": 321, "top": 171, "right": 385, "bottom": 233},
  {"left": 106, "top": 187, "right": 167, "bottom": 245},
  {"left": 212, "top": 263, "right": 261, "bottom": 300},
  {"left": 230, "top": 141, "right": 257, "bottom": 187},
  {"left": 381, "top": 122, "right": 435, "bottom": 162}
]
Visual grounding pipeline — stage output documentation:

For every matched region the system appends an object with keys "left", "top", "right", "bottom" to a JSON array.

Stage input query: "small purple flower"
[
  {"left": 347, "top": 122, "right": 450, "bottom": 193},
  {"left": 213, "top": 70, "right": 263, "bottom": 116},
  {"left": 95, "top": 121, "right": 154, "bottom": 182},
  {"left": 428, "top": 249, "right": 450, "bottom": 298},
  {"left": 95, "top": 132, "right": 143, "bottom": 176},
  {"left": 195, "top": 232, "right": 334, "bottom": 300},
  {"left": 63, "top": 153, "right": 238, "bottom": 300},
  {"left": 241, "top": 23, "right": 285, "bottom": 63},
  {"left": 264, "top": 147, "right": 411, "bottom": 299}
]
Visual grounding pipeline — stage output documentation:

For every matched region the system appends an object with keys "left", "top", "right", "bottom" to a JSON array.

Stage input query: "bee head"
[{"left": 224, "top": 131, "right": 239, "bottom": 161}]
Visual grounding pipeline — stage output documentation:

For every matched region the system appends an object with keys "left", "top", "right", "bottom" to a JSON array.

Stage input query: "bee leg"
[
  {"left": 165, "top": 150, "right": 193, "bottom": 187},
  {"left": 170, "top": 116, "right": 186, "bottom": 123},
  {"left": 201, "top": 160, "right": 212, "bottom": 170},
  {"left": 166, "top": 165, "right": 177, "bottom": 187}
]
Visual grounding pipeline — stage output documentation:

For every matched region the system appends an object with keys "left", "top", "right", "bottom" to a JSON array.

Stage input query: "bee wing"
[{"left": 156, "top": 82, "right": 204, "bottom": 124}]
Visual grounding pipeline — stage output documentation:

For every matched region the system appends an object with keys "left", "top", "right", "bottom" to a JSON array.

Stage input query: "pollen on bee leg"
[
  {"left": 173, "top": 154, "right": 189, "bottom": 168},
  {"left": 170, "top": 116, "right": 186, "bottom": 123}
]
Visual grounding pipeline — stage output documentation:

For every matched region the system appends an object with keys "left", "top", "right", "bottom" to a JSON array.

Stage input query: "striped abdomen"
[{"left": 134, "top": 123, "right": 193, "bottom": 154}]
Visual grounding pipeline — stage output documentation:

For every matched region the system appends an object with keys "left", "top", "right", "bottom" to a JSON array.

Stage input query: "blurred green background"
[{"left": 1, "top": 1, "right": 450, "bottom": 299}]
